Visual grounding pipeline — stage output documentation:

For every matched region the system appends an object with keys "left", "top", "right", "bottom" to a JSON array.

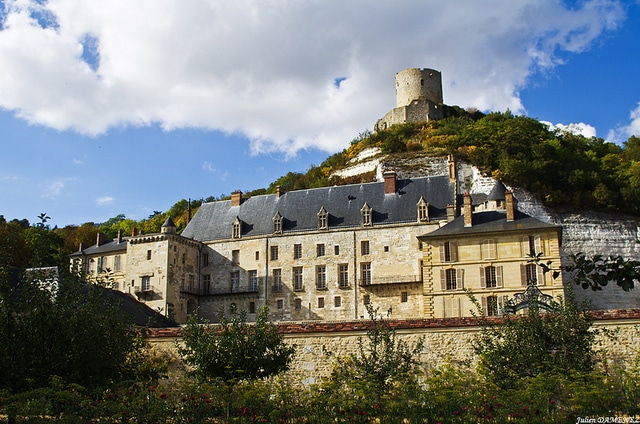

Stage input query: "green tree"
[
  {"left": 321, "top": 304, "right": 424, "bottom": 417},
  {"left": 178, "top": 306, "right": 295, "bottom": 416}
]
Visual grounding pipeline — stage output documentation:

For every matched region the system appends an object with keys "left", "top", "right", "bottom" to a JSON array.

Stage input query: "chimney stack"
[
  {"left": 463, "top": 192, "right": 473, "bottom": 227},
  {"left": 131, "top": 228, "right": 138, "bottom": 237},
  {"left": 231, "top": 190, "right": 242, "bottom": 207},
  {"left": 446, "top": 204, "right": 455, "bottom": 222},
  {"left": 383, "top": 171, "right": 397, "bottom": 194},
  {"left": 96, "top": 232, "right": 107, "bottom": 246},
  {"left": 117, "top": 229, "right": 122, "bottom": 244},
  {"left": 448, "top": 154, "right": 456, "bottom": 183},
  {"left": 276, "top": 186, "right": 282, "bottom": 198},
  {"left": 505, "top": 190, "right": 515, "bottom": 222}
]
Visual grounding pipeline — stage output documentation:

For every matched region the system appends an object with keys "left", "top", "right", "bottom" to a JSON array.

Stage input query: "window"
[
  {"left": 384, "top": 246, "right": 389, "bottom": 252},
  {"left": 97, "top": 256, "right": 106, "bottom": 272},
  {"left": 481, "top": 239, "right": 496, "bottom": 260},
  {"left": 232, "top": 250, "right": 240, "bottom": 265},
  {"left": 444, "top": 297, "right": 460, "bottom": 318},
  {"left": 182, "top": 254, "right": 186, "bottom": 264},
  {"left": 521, "top": 263, "right": 541, "bottom": 286},
  {"left": 294, "top": 298, "right": 302, "bottom": 310},
  {"left": 441, "top": 268, "right": 463, "bottom": 290},
  {"left": 523, "top": 235, "right": 542, "bottom": 257},
  {"left": 361, "top": 202, "right": 372, "bottom": 226},
  {"left": 417, "top": 197, "right": 429, "bottom": 222},
  {"left": 317, "top": 297, "right": 325, "bottom": 308},
  {"left": 483, "top": 296, "right": 501, "bottom": 316},
  {"left": 272, "top": 269, "right": 282, "bottom": 292},
  {"left": 270, "top": 245, "right": 279, "bottom": 261},
  {"left": 202, "top": 253, "right": 209, "bottom": 267},
  {"left": 249, "top": 270, "right": 258, "bottom": 292},
  {"left": 339, "top": 264, "right": 349, "bottom": 288},
  {"left": 232, "top": 218, "right": 242, "bottom": 239},
  {"left": 439, "top": 241, "right": 457, "bottom": 262},
  {"left": 276, "top": 299, "right": 284, "bottom": 309},
  {"left": 363, "top": 294, "right": 371, "bottom": 305},
  {"left": 293, "top": 267, "right": 304, "bottom": 291},
  {"left": 316, "top": 243, "right": 325, "bottom": 257},
  {"left": 273, "top": 212, "right": 283, "bottom": 234},
  {"left": 112, "top": 281, "right": 119, "bottom": 290},
  {"left": 316, "top": 265, "right": 327, "bottom": 289},
  {"left": 230, "top": 271, "right": 239, "bottom": 292},
  {"left": 255, "top": 251, "right": 259, "bottom": 261},
  {"left": 293, "top": 244, "right": 302, "bottom": 259},
  {"left": 202, "top": 274, "right": 211, "bottom": 294},
  {"left": 141, "top": 276, "right": 151, "bottom": 292},
  {"left": 188, "top": 275, "right": 195, "bottom": 291},
  {"left": 480, "top": 266, "right": 503, "bottom": 288},
  {"left": 317, "top": 206, "right": 328, "bottom": 230},
  {"left": 249, "top": 302, "right": 256, "bottom": 314},
  {"left": 334, "top": 296, "right": 341, "bottom": 307},
  {"left": 146, "top": 250, "right": 152, "bottom": 260},
  {"left": 361, "top": 240, "right": 370, "bottom": 256},
  {"left": 401, "top": 291, "right": 408, "bottom": 303},
  {"left": 361, "top": 262, "right": 371, "bottom": 286},
  {"left": 114, "top": 255, "right": 121, "bottom": 272},
  {"left": 334, "top": 245, "right": 340, "bottom": 255}
]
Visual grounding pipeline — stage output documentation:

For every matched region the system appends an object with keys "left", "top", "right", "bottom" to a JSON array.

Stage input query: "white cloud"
[
  {"left": 542, "top": 121, "right": 597, "bottom": 138},
  {"left": 607, "top": 102, "right": 640, "bottom": 144},
  {"left": 95, "top": 196, "right": 115, "bottom": 205},
  {"left": 42, "top": 180, "right": 65, "bottom": 198},
  {"left": 0, "top": 0, "right": 626, "bottom": 155},
  {"left": 202, "top": 161, "right": 214, "bottom": 172}
]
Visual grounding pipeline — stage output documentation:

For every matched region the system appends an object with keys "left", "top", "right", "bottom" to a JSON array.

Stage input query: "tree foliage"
[{"left": 178, "top": 306, "right": 295, "bottom": 386}]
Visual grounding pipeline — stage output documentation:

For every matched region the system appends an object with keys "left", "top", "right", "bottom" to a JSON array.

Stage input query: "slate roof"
[
  {"left": 69, "top": 239, "right": 128, "bottom": 257},
  {"left": 418, "top": 210, "right": 561, "bottom": 240},
  {"left": 182, "top": 175, "right": 455, "bottom": 242}
]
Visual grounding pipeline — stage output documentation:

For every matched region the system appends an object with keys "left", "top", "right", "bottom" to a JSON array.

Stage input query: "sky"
[{"left": 0, "top": 0, "right": 639, "bottom": 228}]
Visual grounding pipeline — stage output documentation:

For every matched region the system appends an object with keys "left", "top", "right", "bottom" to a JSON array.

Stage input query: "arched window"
[
  {"left": 232, "top": 217, "right": 242, "bottom": 239},
  {"left": 360, "top": 202, "right": 372, "bottom": 227},
  {"left": 317, "top": 206, "right": 328, "bottom": 230},
  {"left": 272, "top": 211, "right": 283, "bottom": 234},
  {"left": 417, "top": 197, "right": 429, "bottom": 222}
]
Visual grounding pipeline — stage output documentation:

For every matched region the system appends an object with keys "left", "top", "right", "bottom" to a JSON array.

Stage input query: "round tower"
[{"left": 395, "top": 68, "right": 443, "bottom": 108}]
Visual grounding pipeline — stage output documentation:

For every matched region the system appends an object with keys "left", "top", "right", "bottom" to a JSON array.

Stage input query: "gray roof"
[
  {"left": 182, "top": 176, "right": 455, "bottom": 242},
  {"left": 162, "top": 217, "right": 176, "bottom": 228},
  {"left": 69, "top": 239, "right": 128, "bottom": 257},
  {"left": 418, "top": 210, "right": 561, "bottom": 240},
  {"left": 487, "top": 181, "right": 507, "bottom": 201}
]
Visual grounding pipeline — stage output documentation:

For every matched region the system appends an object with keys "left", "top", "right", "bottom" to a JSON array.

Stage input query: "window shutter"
[
  {"left": 537, "top": 265, "right": 545, "bottom": 286},
  {"left": 481, "top": 296, "right": 488, "bottom": 315},
  {"left": 479, "top": 267, "right": 486, "bottom": 288},
  {"left": 450, "top": 242, "right": 458, "bottom": 262},
  {"left": 497, "top": 296, "right": 505, "bottom": 316},
  {"left": 520, "top": 264, "right": 527, "bottom": 286},
  {"left": 534, "top": 235, "right": 542, "bottom": 255},
  {"left": 522, "top": 236, "right": 530, "bottom": 256},
  {"left": 439, "top": 242, "right": 446, "bottom": 262},
  {"left": 496, "top": 266, "right": 503, "bottom": 288},
  {"left": 457, "top": 268, "right": 464, "bottom": 289},
  {"left": 440, "top": 269, "right": 446, "bottom": 290}
]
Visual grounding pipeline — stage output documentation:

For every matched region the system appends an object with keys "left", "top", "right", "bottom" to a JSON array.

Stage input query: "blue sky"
[{"left": 1, "top": 0, "right": 639, "bottom": 228}]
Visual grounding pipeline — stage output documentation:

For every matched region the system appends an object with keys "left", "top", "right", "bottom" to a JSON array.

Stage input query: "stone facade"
[{"left": 374, "top": 68, "right": 444, "bottom": 132}]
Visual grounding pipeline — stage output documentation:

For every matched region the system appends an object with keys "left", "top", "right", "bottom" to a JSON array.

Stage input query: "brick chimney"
[
  {"left": 383, "top": 171, "right": 397, "bottom": 194},
  {"left": 96, "top": 232, "right": 108, "bottom": 246},
  {"left": 463, "top": 192, "right": 473, "bottom": 227},
  {"left": 505, "top": 190, "right": 515, "bottom": 222},
  {"left": 231, "top": 190, "right": 242, "bottom": 207},
  {"left": 276, "top": 186, "right": 282, "bottom": 198},
  {"left": 131, "top": 228, "right": 138, "bottom": 237}
]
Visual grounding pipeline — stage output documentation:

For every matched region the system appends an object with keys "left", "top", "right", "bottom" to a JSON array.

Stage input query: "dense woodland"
[{"left": 3, "top": 109, "right": 640, "bottom": 270}]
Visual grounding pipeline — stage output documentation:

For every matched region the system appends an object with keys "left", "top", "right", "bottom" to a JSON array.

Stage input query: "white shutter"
[
  {"left": 439, "top": 242, "right": 446, "bottom": 262},
  {"left": 457, "top": 268, "right": 464, "bottom": 290},
  {"left": 534, "top": 235, "right": 542, "bottom": 256},
  {"left": 536, "top": 265, "right": 545, "bottom": 286},
  {"left": 440, "top": 269, "right": 446, "bottom": 290},
  {"left": 450, "top": 242, "right": 458, "bottom": 262},
  {"left": 520, "top": 264, "right": 527, "bottom": 286},
  {"left": 496, "top": 266, "right": 503, "bottom": 288},
  {"left": 479, "top": 267, "right": 486, "bottom": 288},
  {"left": 481, "top": 296, "right": 488, "bottom": 315}
]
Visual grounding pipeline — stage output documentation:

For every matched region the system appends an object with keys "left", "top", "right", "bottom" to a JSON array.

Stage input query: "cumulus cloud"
[
  {"left": 95, "top": 196, "right": 115, "bottom": 205},
  {"left": 0, "top": 0, "right": 626, "bottom": 155},
  {"left": 607, "top": 102, "right": 640, "bottom": 144},
  {"left": 542, "top": 121, "right": 597, "bottom": 138}
]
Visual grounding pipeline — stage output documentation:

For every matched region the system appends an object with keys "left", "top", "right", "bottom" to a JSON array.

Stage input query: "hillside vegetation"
[{"left": 4, "top": 109, "right": 640, "bottom": 262}]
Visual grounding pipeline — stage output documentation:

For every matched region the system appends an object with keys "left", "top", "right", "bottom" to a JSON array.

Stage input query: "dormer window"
[
  {"left": 417, "top": 196, "right": 429, "bottom": 222},
  {"left": 273, "top": 211, "right": 283, "bottom": 235},
  {"left": 232, "top": 217, "right": 242, "bottom": 239},
  {"left": 360, "top": 202, "right": 372, "bottom": 227},
  {"left": 317, "top": 206, "right": 328, "bottom": 230}
]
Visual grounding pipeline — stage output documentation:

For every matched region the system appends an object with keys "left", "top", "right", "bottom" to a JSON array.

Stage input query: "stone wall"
[{"left": 149, "top": 310, "right": 640, "bottom": 385}]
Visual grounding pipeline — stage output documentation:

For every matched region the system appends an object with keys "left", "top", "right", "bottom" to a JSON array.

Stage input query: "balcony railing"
[{"left": 359, "top": 275, "right": 421, "bottom": 287}]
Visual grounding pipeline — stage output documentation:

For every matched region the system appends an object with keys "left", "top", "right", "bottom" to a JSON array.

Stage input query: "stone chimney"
[
  {"left": 463, "top": 192, "right": 473, "bottom": 227},
  {"left": 383, "top": 171, "right": 397, "bottom": 194},
  {"left": 117, "top": 229, "right": 122, "bottom": 244},
  {"left": 96, "top": 232, "right": 108, "bottom": 246},
  {"left": 276, "top": 186, "right": 282, "bottom": 198},
  {"left": 231, "top": 190, "right": 242, "bottom": 207},
  {"left": 505, "top": 190, "right": 515, "bottom": 222},
  {"left": 131, "top": 228, "right": 138, "bottom": 237},
  {"left": 448, "top": 154, "right": 456, "bottom": 183},
  {"left": 78, "top": 242, "right": 83, "bottom": 252},
  {"left": 446, "top": 204, "right": 455, "bottom": 222}
]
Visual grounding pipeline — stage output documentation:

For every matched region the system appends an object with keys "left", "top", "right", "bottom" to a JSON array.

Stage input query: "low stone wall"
[{"left": 149, "top": 310, "right": 640, "bottom": 384}]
